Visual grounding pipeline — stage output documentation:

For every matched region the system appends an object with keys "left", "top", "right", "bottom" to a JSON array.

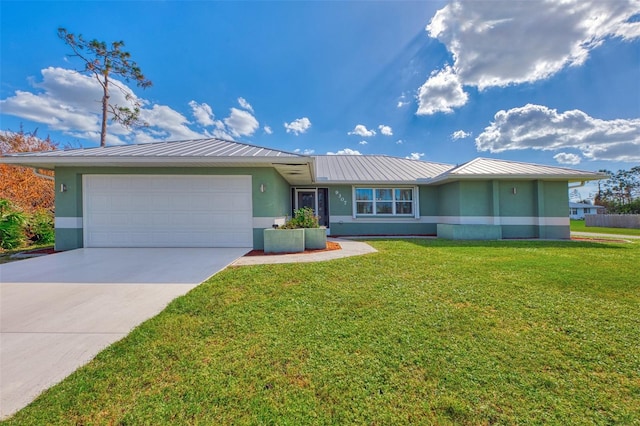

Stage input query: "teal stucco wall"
[
  {"left": 436, "top": 179, "right": 570, "bottom": 239},
  {"left": 54, "top": 166, "right": 572, "bottom": 250},
  {"left": 437, "top": 182, "right": 460, "bottom": 217},
  {"left": 54, "top": 166, "right": 291, "bottom": 250},
  {"left": 326, "top": 184, "right": 437, "bottom": 237},
  {"left": 321, "top": 180, "right": 570, "bottom": 240}
]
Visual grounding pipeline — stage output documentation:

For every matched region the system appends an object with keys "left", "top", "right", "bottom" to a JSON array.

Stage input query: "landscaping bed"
[{"left": 245, "top": 241, "right": 341, "bottom": 256}]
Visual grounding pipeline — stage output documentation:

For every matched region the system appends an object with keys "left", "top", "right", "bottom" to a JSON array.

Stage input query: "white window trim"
[{"left": 352, "top": 186, "right": 419, "bottom": 219}]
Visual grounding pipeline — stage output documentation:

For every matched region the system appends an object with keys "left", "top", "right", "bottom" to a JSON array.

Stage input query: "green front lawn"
[
  {"left": 5, "top": 240, "right": 639, "bottom": 425},
  {"left": 571, "top": 219, "right": 640, "bottom": 236}
]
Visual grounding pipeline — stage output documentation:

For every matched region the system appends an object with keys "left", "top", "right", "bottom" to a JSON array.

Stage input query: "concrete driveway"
[{"left": 0, "top": 247, "right": 249, "bottom": 419}]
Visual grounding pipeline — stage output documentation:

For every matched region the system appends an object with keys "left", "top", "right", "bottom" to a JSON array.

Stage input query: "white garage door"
[{"left": 83, "top": 175, "right": 253, "bottom": 248}]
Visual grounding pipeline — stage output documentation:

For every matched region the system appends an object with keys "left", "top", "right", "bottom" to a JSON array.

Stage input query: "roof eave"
[
  {"left": 428, "top": 173, "right": 609, "bottom": 185},
  {"left": 313, "top": 179, "right": 433, "bottom": 185},
  {"left": 0, "top": 155, "right": 313, "bottom": 170}
]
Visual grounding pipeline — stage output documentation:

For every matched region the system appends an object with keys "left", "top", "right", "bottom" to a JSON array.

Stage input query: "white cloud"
[
  {"left": 1, "top": 67, "right": 111, "bottom": 133},
  {"left": 139, "top": 104, "right": 204, "bottom": 141},
  {"left": 327, "top": 148, "right": 362, "bottom": 155},
  {"left": 427, "top": 0, "right": 640, "bottom": 90},
  {"left": 0, "top": 66, "right": 277, "bottom": 145},
  {"left": 348, "top": 124, "right": 376, "bottom": 137},
  {"left": 397, "top": 93, "right": 410, "bottom": 108},
  {"left": 238, "top": 97, "right": 254, "bottom": 112},
  {"left": 1, "top": 88, "right": 100, "bottom": 133},
  {"left": 419, "top": 1, "right": 640, "bottom": 113},
  {"left": 294, "top": 148, "right": 315, "bottom": 155},
  {"left": 263, "top": 125, "right": 273, "bottom": 135},
  {"left": 188, "top": 101, "right": 214, "bottom": 127},
  {"left": 406, "top": 152, "right": 425, "bottom": 160},
  {"left": 224, "top": 107, "right": 259, "bottom": 137},
  {"left": 284, "top": 117, "right": 312, "bottom": 135},
  {"left": 359, "top": 140, "right": 368, "bottom": 145},
  {"left": 451, "top": 130, "right": 471, "bottom": 140},
  {"left": 416, "top": 66, "right": 468, "bottom": 115},
  {"left": 0, "top": 67, "right": 216, "bottom": 145},
  {"left": 475, "top": 104, "right": 640, "bottom": 162},
  {"left": 396, "top": 139, "right": 403, "bottom": 144},
  {"left": 378, "top": 125, "right": 393, "bottom": 136},
  {"left": 554, "top": 152, "right": 582, "bottom": 165}
]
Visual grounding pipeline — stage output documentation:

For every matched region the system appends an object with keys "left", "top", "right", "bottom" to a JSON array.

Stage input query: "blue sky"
[{"left": 1, "top": 1, "right": 639, "bottom": 197}]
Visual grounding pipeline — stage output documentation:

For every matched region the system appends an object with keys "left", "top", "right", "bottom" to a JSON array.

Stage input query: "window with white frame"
[{"left": 355, "top": 187, "right": 415, "bottom": 216}]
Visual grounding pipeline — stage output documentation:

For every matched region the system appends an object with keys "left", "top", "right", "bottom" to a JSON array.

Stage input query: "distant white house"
[{"left": 569, "top": 202, "right": 604, "bottom": 220}]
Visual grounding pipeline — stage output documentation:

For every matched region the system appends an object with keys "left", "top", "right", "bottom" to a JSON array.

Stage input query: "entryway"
[{"left": 293, "top": 188, "right": 329, "bottom": 227}]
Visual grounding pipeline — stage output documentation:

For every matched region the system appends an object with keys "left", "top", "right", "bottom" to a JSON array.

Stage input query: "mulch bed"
[{"left": 244, "top": 241, "right": 341, "bottom": 256}]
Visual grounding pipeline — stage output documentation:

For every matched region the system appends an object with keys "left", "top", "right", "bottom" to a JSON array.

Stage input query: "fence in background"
[{"left": 585, "top": 214, "right": 640, "bottom": 229}]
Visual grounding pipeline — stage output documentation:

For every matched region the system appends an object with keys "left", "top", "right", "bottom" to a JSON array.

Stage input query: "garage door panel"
[
  {"left": 84, "top": 175, "right": 253, "bottom": 248},
  {"left": 229, "top": 194, "right": 252, "bottom": 209}
]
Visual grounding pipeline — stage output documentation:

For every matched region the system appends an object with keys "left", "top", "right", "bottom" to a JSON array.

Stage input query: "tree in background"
[
  {"left": 58, "top": 28, "right": 152, "bottom": 147},
  {"left": 569, "top": 188, "right": 582, "bottom": 203},
  {"left": 594, "top": 167, "right": 640, "bottom": 214},
  {"left": 0, "top": 128, "right": 56, "bottom": 213}
]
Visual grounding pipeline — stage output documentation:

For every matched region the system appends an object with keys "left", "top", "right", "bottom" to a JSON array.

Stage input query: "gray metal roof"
[
  {"left": 430, "top": 158, "right": 608, "bottom": 183},
  {"left": 1, "top": 138, "right": 608, "bottom": 185},
  {"left": 5, "top": 138, "right": 302, "bottom": 159},
  {"left": 1, "top": 138, "right": 315, "bottom": 185},
  {"left": 313, "top": 155, "right": 454, "bottom": 183}
]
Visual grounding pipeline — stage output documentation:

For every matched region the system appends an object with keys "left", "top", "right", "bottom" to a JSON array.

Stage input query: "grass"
[
  {"left": 4, "top": 239, "right": 639, "bottom": 425},
  {"left": 571, "top": 219, "right": 640, "bottom": 236}
]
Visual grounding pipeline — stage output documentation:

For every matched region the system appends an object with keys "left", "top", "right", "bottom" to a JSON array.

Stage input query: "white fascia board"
[
  {"left": 0, "top": 156, "right": 313, "bottom": 169},
  {"left": 428, "top": 174, "right": 608, "bottom": 185},
  {"left": 314, "top": 180, "right": 432, "bottom": 185}
]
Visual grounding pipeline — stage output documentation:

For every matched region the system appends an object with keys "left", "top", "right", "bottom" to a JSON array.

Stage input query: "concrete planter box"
[
  {"left": 263, "top": 228, "right": 305, "bottom": 254},
  {"left": 304, "top": 227, "right": 327, "bottom": 250}
]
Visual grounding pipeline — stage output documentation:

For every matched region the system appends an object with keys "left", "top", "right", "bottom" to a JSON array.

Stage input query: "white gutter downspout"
[{"left": 32, "top": 168, "right": 55, "bottom": 181}]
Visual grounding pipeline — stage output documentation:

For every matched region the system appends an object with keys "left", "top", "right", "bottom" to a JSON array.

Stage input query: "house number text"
[{"left": 334, "top": 190, "right": 348, "bottom": 205}]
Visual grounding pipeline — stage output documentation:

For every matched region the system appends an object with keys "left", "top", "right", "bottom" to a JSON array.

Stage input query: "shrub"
[
  {"left": 279, "top": 207, "right": 319, "bottom": 229},
  {"left": 26, "top": 209, "right": 55, "bottom": 244},
  {"left": 0, "top": 198, "right": 27, "bottom": 249}
]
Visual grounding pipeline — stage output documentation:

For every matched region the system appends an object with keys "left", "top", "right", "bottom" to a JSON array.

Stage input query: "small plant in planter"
[
  {"left": 279, "top": 207, "right": 319, "bottom": 229},
  {"left": 264, "top": 207, "right": 326, "bottom": 253},
  {"left": 279, "top": 207, "right": 326, "bottom": 250}
]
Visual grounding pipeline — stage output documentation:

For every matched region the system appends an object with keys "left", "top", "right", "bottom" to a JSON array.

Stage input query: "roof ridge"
[
  {"left": 470, "top": 156, "right": 594, "bottom": 172},
  {"left": 53, "top": 137, "right": 307, "bottom": 157},
  {"left": 450, "top": 156, "right": 607, "bottom": 175},
  {"left": 313, "top": 154, "right": 454, "bottom": 167}
]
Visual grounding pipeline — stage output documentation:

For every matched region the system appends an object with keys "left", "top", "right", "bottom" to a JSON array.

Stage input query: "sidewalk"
[
  {"left": 572, "top": 231, "right": 640, "bottom": 240},
  {"left": 232, "top": 238, "right": 377, "bottom": 266}
]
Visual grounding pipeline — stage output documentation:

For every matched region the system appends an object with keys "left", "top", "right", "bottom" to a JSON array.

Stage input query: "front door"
[{"left": 294, "top": 188, "right": 329, "bottom": 227}]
